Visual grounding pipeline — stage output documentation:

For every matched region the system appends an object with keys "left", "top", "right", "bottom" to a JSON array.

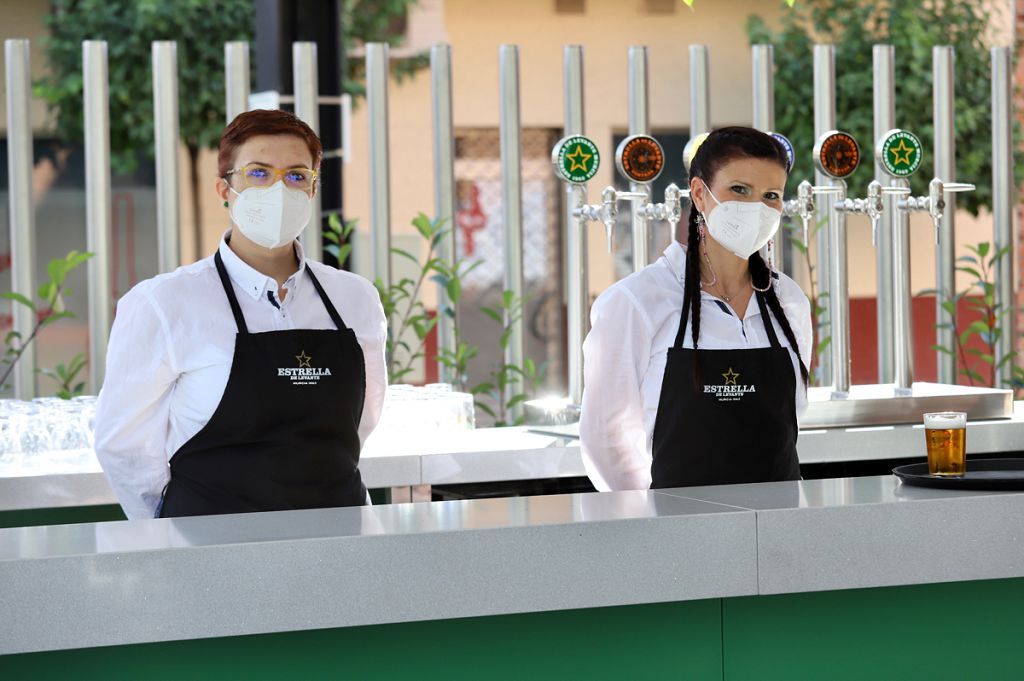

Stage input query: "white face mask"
[
  {"left": 699, "top": 180, "right": 782, "bottom": 260},
  {"left": 229, "top": 181, "right": 312, "bottom": 249}
]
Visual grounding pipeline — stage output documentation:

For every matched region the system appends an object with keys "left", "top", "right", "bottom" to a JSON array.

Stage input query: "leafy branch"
[
  {"left": 471, "top": 290, "right": 546, "bottom": 427},
  {"left": 1, "top": 250, "right": 94, "bottom": 394},
  {"left": 931, "top": 242, "right": 1017, "bottom": 389}
]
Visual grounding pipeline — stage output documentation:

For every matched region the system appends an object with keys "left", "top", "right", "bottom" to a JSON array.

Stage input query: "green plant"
[
  {"left": 471, "top": 291, "right": 546, "bottom": 427},
  {"left": 373, "top": 214, "right": 545, "bottom": 425},
  {"left": 1, "top": 251, "right": 94, "bottom": 395},
  {"left": 39, "top": 353, "right": 88, "bottom": 400},
  {"left": 376, "top": 214, "right": 442, "bottom": 384},
  {"left": 324, "top": 213, "right": 356, "bottom": 269},
  {"left": 931, "top": 242, "right": 1017, "bottom": 388}
]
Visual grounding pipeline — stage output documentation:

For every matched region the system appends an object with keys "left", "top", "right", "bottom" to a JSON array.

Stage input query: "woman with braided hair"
[{"left": 579, "top": 126, "right": 812, "bottom": 490}]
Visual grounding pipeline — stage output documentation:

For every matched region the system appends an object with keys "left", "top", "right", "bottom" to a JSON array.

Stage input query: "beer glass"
[{"left": 923, "top": 412, "right": 967, "bottom": 476}]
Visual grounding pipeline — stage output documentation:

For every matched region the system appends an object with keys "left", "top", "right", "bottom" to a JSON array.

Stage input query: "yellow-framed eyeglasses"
[{"left": 224, "top": 163, "right": 319, "bottom": 193}]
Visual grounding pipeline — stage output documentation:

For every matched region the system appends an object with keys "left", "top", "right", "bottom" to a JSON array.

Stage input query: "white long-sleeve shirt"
[
  {"left": 94, "top": 233, "right": 388, "bottom": 519},
  {"left": 579, "top": 241, "right": 812, "bottom": 492}
]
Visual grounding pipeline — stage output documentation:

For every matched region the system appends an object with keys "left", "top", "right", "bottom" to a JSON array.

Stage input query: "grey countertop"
[
  {"left": 3, "top": 406, "right": 1024, "bottom": 512},
  {"left": 2, "top": 475, "right": 1023, "bottom": 655}
]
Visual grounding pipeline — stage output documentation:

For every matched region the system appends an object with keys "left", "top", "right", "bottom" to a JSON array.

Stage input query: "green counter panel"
[
  {"left": 723, "top": 578, "right": 1024, "bottom": 681},
  {"left": 0, "top": 600, "right": 723, "bottom": 681},
  {"left": 0, "top": 504, "right": 125, "bottom": 529}
]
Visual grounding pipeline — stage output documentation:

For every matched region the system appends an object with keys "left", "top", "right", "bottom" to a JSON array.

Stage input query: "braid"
[
  {"left": 684, "top": 203, "right": 704, "bottom": 390},
  {"left": 748, "top": 254, "right": 810, "bottom": 386}
]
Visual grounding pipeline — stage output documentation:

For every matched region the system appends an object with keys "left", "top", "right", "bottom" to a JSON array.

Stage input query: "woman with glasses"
[{"left": 94, "top": 109, "right": 387, "bottom": 519}]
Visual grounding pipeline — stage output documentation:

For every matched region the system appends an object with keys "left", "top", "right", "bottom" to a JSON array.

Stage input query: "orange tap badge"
[
  {"left": 814, "top": 131, "right": 860, "bottom": 179},
  {"left": 615, "top": 135, "right": 665, "bottom": 184}
]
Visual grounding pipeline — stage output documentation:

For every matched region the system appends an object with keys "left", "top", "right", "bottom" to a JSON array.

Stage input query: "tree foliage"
[
  {"left": 748, "top": 0, "right": 1022, "bottom": 215},
  {"left": 34, "top": 0, "right": 253, "bottom": 174},
  {"left": 342, "top": 0, "right": 430, "bottom": 100}
]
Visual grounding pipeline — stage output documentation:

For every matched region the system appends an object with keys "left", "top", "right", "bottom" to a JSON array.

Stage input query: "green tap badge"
[
  {"left": 552, "top": 135, "right": 600, "bottom": 184},
  {"left": 877, "top": 129, "right": 923, "bottom": 178}
]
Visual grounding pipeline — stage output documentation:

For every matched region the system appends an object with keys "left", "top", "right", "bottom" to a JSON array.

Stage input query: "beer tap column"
[
  {"left": 552, "top": 134, "right": 602, "bottom": 405},
  {"left": 876, "top": 128, "right": 926, "bottom": 394},
  {"left": 614, "top": 134, "right": 668, "bottom": 253},
  {"left": 812, "top": 131, "right": 863, "bottom": 399}
]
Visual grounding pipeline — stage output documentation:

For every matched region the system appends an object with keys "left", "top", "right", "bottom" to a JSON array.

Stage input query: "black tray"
[{"left": 893, "top": 458, "right": 1024, "bottom": 490}]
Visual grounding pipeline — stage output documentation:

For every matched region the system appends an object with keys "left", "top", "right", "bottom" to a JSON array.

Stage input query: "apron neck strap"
[
  {"left": 304, "top": 265, "right": 349, "bottom": 331},
  {"left": 674, "top": 286, "right": 783, "bottom": 351},
  {"left": 214, "top": 250, "right": 250, "bottom": 334},
  {"left": 755, "top": 291, "right": 782, "bottom": 349}
]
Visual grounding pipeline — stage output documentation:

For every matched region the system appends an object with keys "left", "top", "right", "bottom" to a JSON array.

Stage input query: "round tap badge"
[
  {"left": 615, "top": 135, "right": 665, "bottom": 184},
  {"left": 814, "top": 131, "right": 860, "bottom": 179},
  {"left": 769, "top": 132, "right": 795, "bottom": 173},
  {"left": 682, "top": 132, "right": 710, "bottom": 174},
  {"left": 877, "top": 129, "right": 923, "bottom": 178},
  {"left": 552, "top": 135, "right": 600, "bottom": 184}
]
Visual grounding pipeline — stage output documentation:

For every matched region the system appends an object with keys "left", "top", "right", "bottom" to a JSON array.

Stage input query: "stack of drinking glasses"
[
  {"left": 0, "top": 396, "right": 99, "bottom": 476},
  {"left": 368, "top": 384, "right": 476, "bottom": 452}
]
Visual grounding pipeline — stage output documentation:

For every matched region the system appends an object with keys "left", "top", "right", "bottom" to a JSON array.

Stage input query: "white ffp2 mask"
[
  {"left": 700, "top": 180, "right": 782, "bottom": 259},
  {"left": 230, "top": 181, "right": 312, "bottom": 249}
]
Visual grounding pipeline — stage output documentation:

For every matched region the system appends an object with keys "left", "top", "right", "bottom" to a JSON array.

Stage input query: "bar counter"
[
  {"left": 2, "top": 476, "right": 1023, "bottom": 679},
  {"left": 5, "top": 403, "right": 1024, "bottom": 522}
]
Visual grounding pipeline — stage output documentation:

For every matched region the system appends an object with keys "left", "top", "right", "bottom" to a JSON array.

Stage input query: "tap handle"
[
  {"left": 942, "top": 182, "right": 976, "bottom": 193},
  {"left": 600, "top": 186, "right": 618, "bottom": 252},
  {"left": 882, "top": 186, "right": 912, "bottom": 196},
  {"left": 866, "top": 181, "right": 884, "bottom": 246}
]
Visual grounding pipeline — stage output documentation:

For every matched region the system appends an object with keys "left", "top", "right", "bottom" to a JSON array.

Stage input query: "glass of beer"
[{"left": 923, "top": 412, "right": 967, "bottom": 476}]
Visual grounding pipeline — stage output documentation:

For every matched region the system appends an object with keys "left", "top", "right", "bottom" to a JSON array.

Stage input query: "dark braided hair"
[{"left": 685, "top": 126, "right": 810, "bottom": 388}]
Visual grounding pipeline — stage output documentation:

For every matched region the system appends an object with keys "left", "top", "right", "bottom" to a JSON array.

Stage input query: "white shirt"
[
  {"left": 94, "top": 234, "right": 388, "bottom": 519},
  {"left": 579, "top": 241, "right": 812, "bottom": 492}
]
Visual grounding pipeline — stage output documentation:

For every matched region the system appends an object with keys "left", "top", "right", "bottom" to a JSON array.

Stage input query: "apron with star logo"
[
  {"left": 649, "top": 290, "right": 800, "bottom": 488},
  {"left": 159, "top": 250, "right": 367, "bottom": 517}
]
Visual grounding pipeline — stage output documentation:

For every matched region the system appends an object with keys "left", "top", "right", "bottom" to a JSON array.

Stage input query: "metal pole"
[
  {"left": 152, "top": 41, "right": 180, "bottom": 274},
  {"left": 689, "top": 45, "right": 710, "bottom": 136},
  {"left": 4, "top": 40, "right": 36, "bottom": 398},
  {"left": 224, "top": 41, "right": 250, "bottom": 123},
  {"left": 564, "top": 45, "right": 588, "bottom": 405},
  {"left": 892, "top": 177, "right": 914, "bottom": 391},
  {"left": 830, "top": 182, "right": 851, "bottom": 396},
  {"left": 431, "top": 44, "right": 457, "bottom": 383},
  {"left": 84, "top": 41, "right": 113, "bottom": 393},
  {"left": 366, "top": 43, "right": 392, "bottom": 290},
  {"left": 992, "top": 47, "right": 1015, "bottom": 386},
  {"left": 751, "top": 45, "right": 775, "bottom": 132},
  {"left": 499, "top": 45, "right": 525, "bottom": 421},
  {"left": 628, "top": 46, "right": 650, "bottom": 272},
  {"left": 752, "top": 44, "right": 784, "bottom": 274},
  {"left": 293, "top": 42, "right": 322, "bottom": 262},
  {"left": 813, "top": 44, "right": 835, "bottom": 386},
  {"left": 933, "top": 46, "right": 957, "bottom": 384},
  {"left": 872, "top": 45, "right": 896, "bottom": 385}
]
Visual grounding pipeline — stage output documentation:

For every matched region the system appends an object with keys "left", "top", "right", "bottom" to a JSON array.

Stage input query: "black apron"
[
  {"left": 160, "top": 250, "right": 367, "bottom": 517},
  {"left": 650, "top": 289, "right": 800, "bottom": 488}
]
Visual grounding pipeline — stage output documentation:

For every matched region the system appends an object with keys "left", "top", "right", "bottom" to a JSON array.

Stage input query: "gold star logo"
[
  {"left": 722, "top": 368, "right": 740, "bottom": 386},
  {"left": 296, "top": 351, "right": 312, "bottom": 368},
  {"left": 566, "top": 144, "right": 592, "bottom": 173},
  {"left": 889, "top": 139, "right": 915, "bottom": 166}
]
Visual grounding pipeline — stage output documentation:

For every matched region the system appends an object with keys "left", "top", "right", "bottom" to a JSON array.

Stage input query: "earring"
[{"left": 223, "top": 200, "right": 229, "bottom": 208}]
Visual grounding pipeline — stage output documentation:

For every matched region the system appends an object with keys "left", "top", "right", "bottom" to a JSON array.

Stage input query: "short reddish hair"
[{"left": 217, "top": 109, "right": 323, "bottom": 177}]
